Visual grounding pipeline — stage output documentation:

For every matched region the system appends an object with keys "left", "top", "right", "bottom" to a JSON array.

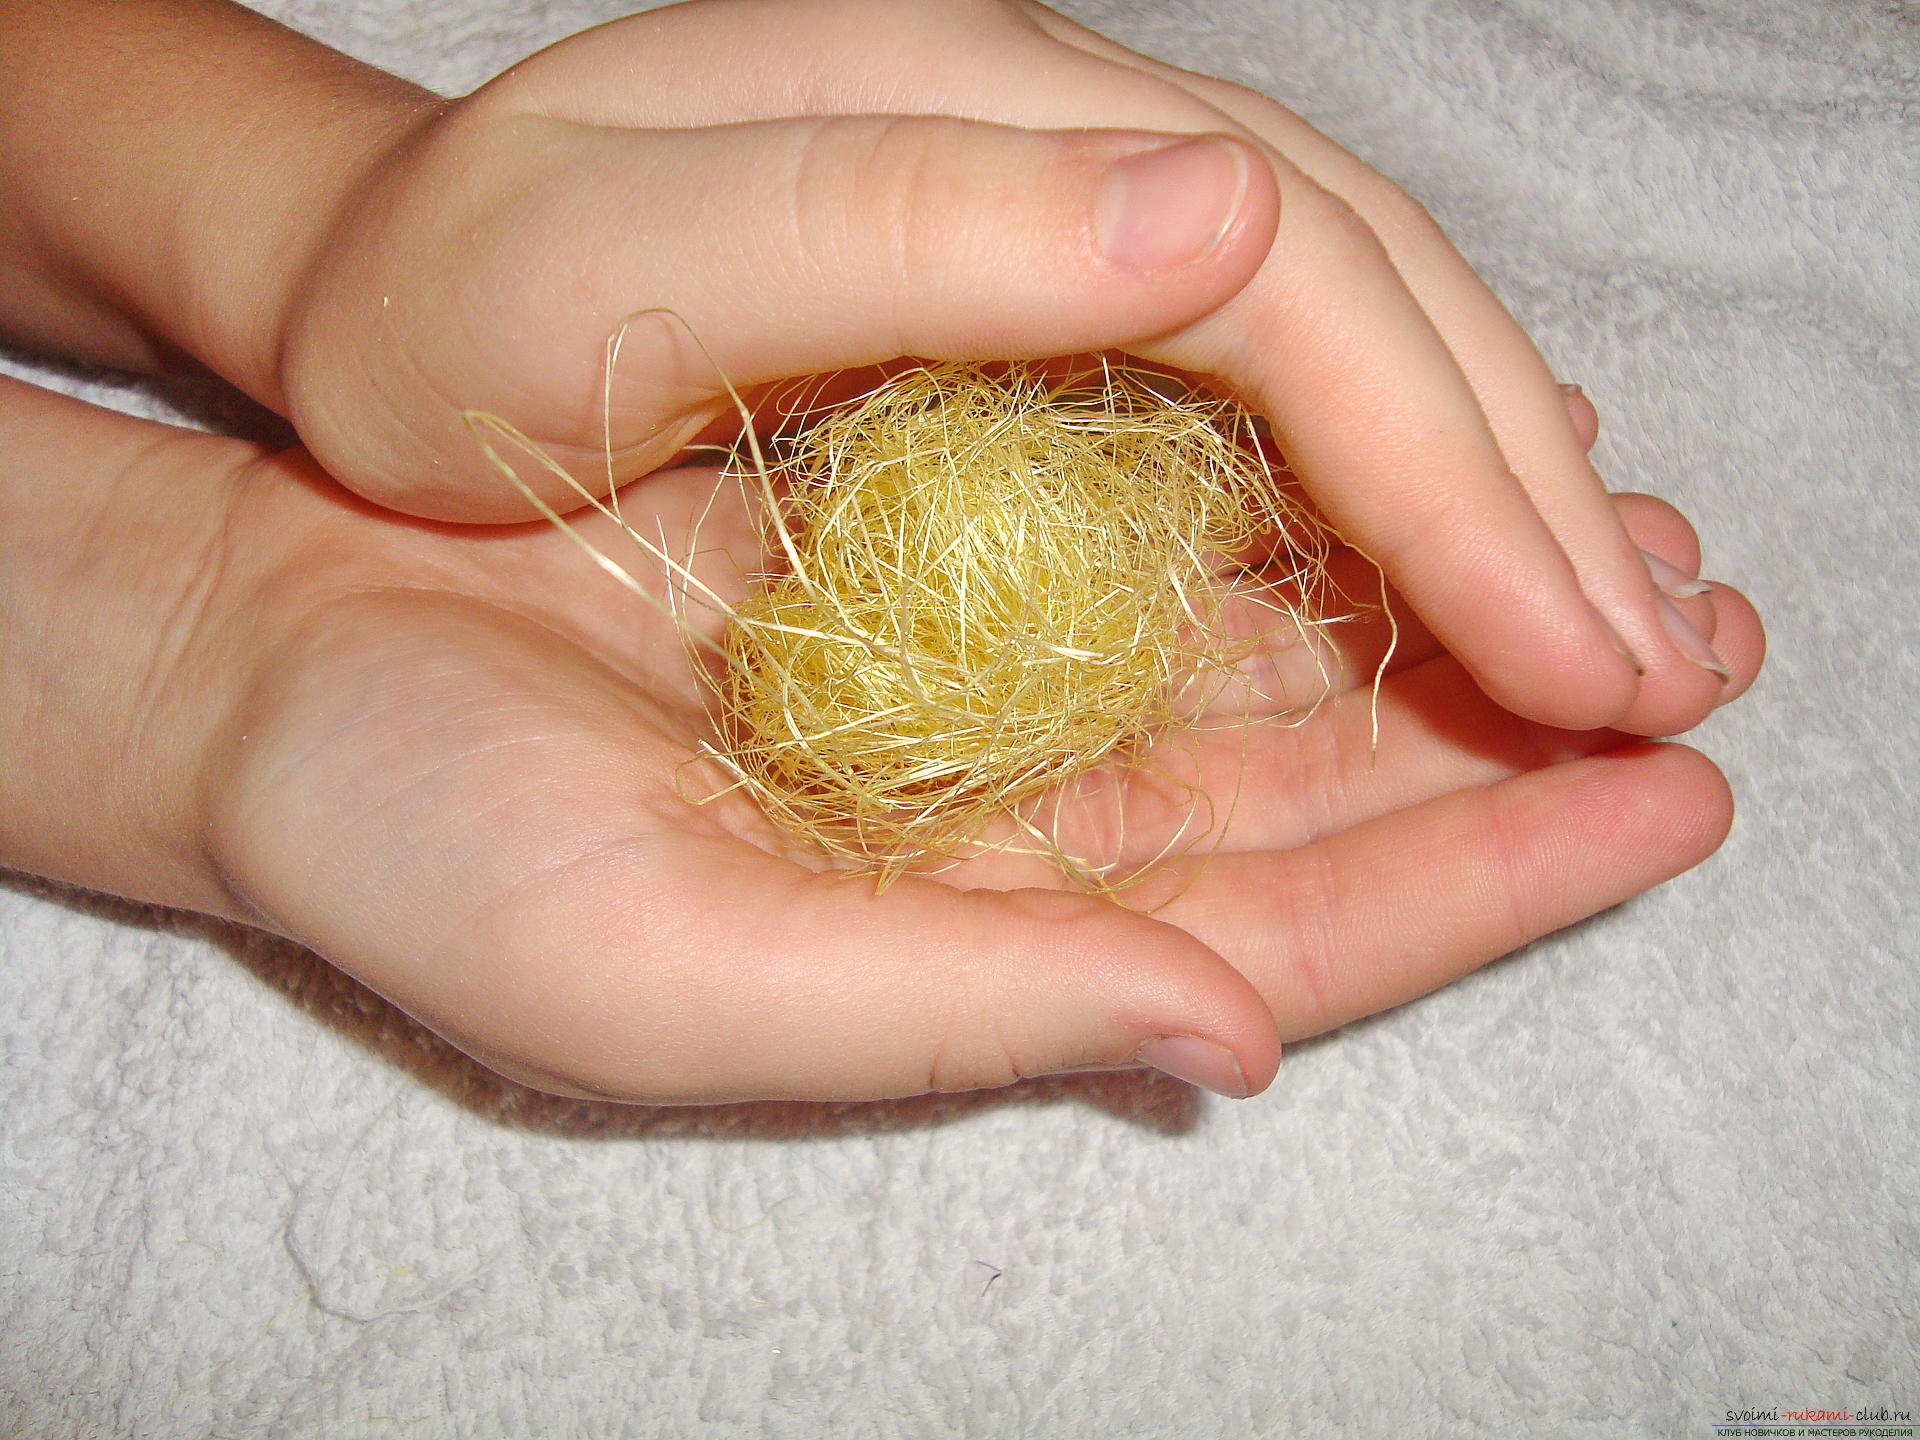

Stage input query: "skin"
[{"left": 0, "top": 0, "right": 1764, "bottom": 1103}]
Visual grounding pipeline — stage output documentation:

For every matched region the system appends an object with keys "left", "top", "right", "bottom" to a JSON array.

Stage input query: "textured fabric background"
[{"left": 2, "top": 2, "right": 1914, "bottom": 1436}]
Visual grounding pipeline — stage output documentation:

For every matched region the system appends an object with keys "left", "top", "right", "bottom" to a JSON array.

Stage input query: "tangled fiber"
[{"left": 471, "top": 339, "right": 1360, "bottom": 893}]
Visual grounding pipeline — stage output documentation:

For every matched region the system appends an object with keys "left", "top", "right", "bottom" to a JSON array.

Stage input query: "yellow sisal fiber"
[
  {"left": 469, "top": 330, "right": 1364, "bottom": 894},
  {"left": 715, "top": 360, "right": 1340, "bottom": 886}
]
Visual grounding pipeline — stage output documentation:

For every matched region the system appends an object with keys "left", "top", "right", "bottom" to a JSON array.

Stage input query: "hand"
[
  {"left": 267, "top": 0, "right": 1722, "bottom": 740},
  {"left": 0, "top": 378, "right": 1762, "bottom": 1104},
  {"left": 0, "top": 1, "right": 1731, "bottom": 744}
]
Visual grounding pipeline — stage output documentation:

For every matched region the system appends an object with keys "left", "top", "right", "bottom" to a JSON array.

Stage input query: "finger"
[
  {"left": 1238, "top": 486, "right": 1755, "bottom": 715},
  {"left": 457, "top": 836, "right": 1284, "bottom": 1106},
  {"left": 1116, "top": 656, "right": 1634, "bottom": 865},
  {"left": 1244, "top": 565, "right": 1760, "bottom": 730},
  {"left": 295, "top": 113, "right": 1279, "bottom": 522},
  {"left": 1149, "top": 741, "right": 1734, "bottom": 1040}
]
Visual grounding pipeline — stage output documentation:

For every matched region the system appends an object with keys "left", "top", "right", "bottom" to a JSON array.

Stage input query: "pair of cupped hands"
[{"left": 0, "top": 0, "right": 1761, "bottom": 1104}]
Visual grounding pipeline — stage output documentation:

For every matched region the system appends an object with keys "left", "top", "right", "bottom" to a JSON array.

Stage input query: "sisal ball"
[{"left": 707, "top": 361, "right": 1341, "bottom": 889}]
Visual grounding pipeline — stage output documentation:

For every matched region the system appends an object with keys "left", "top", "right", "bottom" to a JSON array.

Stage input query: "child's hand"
[
  {"left": 0, "top": 379, "right": 1761, "bottom": 1104},
  {"left": 2, "top": 0, "right": 1740, "bottom": 746}
]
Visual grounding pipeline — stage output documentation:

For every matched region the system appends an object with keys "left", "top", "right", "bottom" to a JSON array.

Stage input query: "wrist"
[
  {"left": 0, "top": 1, "right": 438, "bottom": 408},
  {"left": 0, "top": 380, "right": 264, "bottom": 921},
  {"left": 183, "top": 79, "right": 444, "bottom": 415}
]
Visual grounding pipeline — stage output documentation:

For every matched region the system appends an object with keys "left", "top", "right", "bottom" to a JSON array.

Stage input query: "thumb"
[
  {"left": 463, "top": 837, "right": 1282, "bottom": 1106},
  {"left": 291, "top": 113, "right": 1278, "bottom": 520}
]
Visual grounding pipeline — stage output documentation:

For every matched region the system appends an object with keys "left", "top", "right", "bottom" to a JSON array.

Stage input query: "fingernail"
[
  {"left": 1133, "top": 1035, "right": 1251, "bottom": 1098},
  {"left": 1639, "top": 546, "right": 1712, "bottom": 599},
  {"left": 1654, "top": 592, "right": 1730, "bottom": 681},
  {"left": 1558, "top": 382, "right": 1586, "bottom": 400},
  {"left": 1096, "top": 136, "right": 1248, "bottom": 271}
]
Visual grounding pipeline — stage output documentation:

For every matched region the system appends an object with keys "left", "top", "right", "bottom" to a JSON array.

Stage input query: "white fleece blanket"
[{"left": 3, "top": 2, "right": 1914, "bottom": 1436}]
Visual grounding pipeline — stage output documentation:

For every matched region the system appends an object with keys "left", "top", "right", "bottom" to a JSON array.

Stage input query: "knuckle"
[
  {"left": 1286, "top": 846, "right": 1349, "bottom": 1035},
  {"left": 1276, "top": 172, "right": 1392, "bottom": 280},
  {"left": 919, "top": 929, "right": 1022, "bottom": 1095},
  {"left": 922, "top": 1033, "right": 1017, "bottom": 1095},
  {"left": 1477, "top": 779, "right": 1544, "bottom": 952},
  {"left": 1388, "top": 477, "right": 1479, "bottom": 563},
  {"left": 916, "top": 888, "right": 1112, "bottom": 1095},
  {"left": 1309, "top": 186, "right": 1393, "bottom": 266},
  {"left": 1342, "top": 168, "right": 1448, "bottom": 249},
  {"left": 1203, "top": 73, "right": 1284, "bottom": 119},
  {"left": 790, "top": 113, "right": 975, "bottom": 295}
]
